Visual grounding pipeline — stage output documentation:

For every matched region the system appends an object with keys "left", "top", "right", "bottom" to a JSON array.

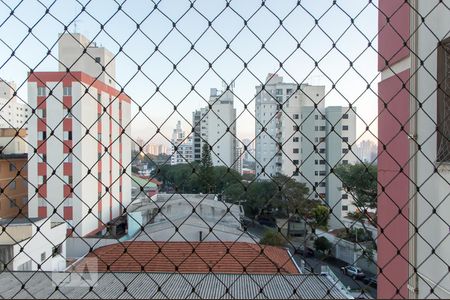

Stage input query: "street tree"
[
  {"left": 199, "top": 143, "right": 214, "bottom": 193},
  {"left": 260, "top": 229, "right": 287, "bottom": 247}
]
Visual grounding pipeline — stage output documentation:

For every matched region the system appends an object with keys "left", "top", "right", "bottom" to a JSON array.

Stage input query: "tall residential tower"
[{"left": 27, "top": 33, "right": 131, "bottom": 237}]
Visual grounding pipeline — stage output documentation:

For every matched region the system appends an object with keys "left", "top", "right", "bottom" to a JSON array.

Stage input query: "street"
[{"left": 246, "top": 222, "right": 377, "bottom": 299}]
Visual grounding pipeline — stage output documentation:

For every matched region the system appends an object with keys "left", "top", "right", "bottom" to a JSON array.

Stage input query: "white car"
[{"left": 341, "top": 265, "right": 366, "bottom": 280}]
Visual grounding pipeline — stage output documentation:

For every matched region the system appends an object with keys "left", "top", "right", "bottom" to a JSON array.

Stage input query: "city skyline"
[{"left": 0, "top": 0, "right": 380, "bottom": 147}]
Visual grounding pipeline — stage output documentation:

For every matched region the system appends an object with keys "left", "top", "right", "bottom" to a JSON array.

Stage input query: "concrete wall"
[
  {"left": 11, "top": 221, "right": 66, "bottom": 271},
  {"left": 377, "top": 1, "right": 411, "bottom": 297},
  {"left": 414, "top": 1, "right": 450, "bottom": 298}
]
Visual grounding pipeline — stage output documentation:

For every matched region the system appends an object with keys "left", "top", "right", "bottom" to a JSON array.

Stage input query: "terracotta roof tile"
[{"left": 71, "top": 241, "right": 299, "bottom": 274}]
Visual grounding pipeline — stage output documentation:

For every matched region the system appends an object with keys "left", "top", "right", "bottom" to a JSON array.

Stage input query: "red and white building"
[
  {"left": 377, "top": 0, "right": 450, "bottom": 298},
  {"left": 27, "top": 33, "right": 131, "bottom": 237}
]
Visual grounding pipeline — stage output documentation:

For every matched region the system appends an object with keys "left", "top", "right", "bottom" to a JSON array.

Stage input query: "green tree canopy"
[
  {"left": 259, "top": 229, "right": 287, "bottom": 247},
  {"left": 199, "top": 143, "right": 214, "bottom": 193},
  {"left": 314, "top": 236, "right": 332, "bottom": 253},
  {"left": 334, "top": 163, "right": 377, "bottom": 210}
]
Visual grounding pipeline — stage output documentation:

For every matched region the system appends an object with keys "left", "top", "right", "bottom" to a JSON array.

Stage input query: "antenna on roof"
[{"left": 73, "top": 19, "right": 81, "bottom": 33}]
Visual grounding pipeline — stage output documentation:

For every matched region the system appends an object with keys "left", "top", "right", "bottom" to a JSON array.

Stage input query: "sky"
[{"left": 0, "top": 0, "right": 380, "bottom": 147}]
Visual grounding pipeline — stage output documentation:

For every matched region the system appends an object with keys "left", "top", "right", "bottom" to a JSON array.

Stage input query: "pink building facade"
[{"left": 378, "top": 1, "right": 450, "bottom": 298}]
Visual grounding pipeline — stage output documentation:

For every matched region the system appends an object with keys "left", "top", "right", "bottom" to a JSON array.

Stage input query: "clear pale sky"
[{"left": 0, "top": 0, "right": 380, "bottom": 147}]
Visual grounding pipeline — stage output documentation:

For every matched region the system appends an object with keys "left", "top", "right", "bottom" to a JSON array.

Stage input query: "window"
[
  {"left": 437, "top": 37, "right": 450, "bottom": 162},
  {"left": 343, "top": 137, "right": 349, "bottom": 142},
  {"left": 342, "top": 194, "right": 349, "bottom": 199},
  {"left": 37, "top": 87, "right": 46, "bottom": 96},
  {"left": 342, "top": 149, "right": 349, "bottom": 154},
  {"left": 319, "top": 171, "right": 326, "bottom": 176},
  {"left": 64, "top": 153, "right": 73, "bottom": 163},
  {"left": 293, "top": 137, "right": 299, "bottom": 142},
  {"left": 63, "top": 86, "right": 72, "bottom": 96},
  {"left": 275, "top": 89, "right": 283, "bottom": 95},
  {"left": 95, "top": 57, "right": 101, "bottom": 63},
  {"left": 320, "top": 126, "right": 326, "bottom": 131},
  {"left": 52, "top": 244, "right": 63, "bottom": 257},
  {"left": 343, "top": 160, "right": 349, "bottom": 165},
  {"left": 293, "top": 125, "right": 299, "bottom": 131},
  {"left": 293, "top": 160, "right": 299, "bottom": 165},
  {"left": 64, "top": 175, "right": 73, "bottom": 185},
  {"left": 38, "top": 175, "right": 46, "bottom": 185},
  {"left": 343, "top": 125, "right": 349, "bottom": 131},
  {"left": 9, "top": 163, "right": 16, "bottom": 172},
  {"left": 9, "top": 199, "right": 16, "bottom": 208},
  {"left": 22, "top": 197, "right": 27, "bottom": 205},
  {"left": 63, "top": 108, "right": 72, "bottom": 118},
  {"left": 293, "top": 114, "right": 299, "bottom": 120},
  {"left": 319, "top": 160, "right": 325, "bottom": 165},
  {"left": 64, "top": 131, "right": 72, "bottom": 141},
  {"left": 342, "top": 205, "right": 348, "bottom": 211},
  {"left": 41, "top": 252, "right": 46, "bottom": 262},
  {"left": 293, "top": 148, "right": 299, "bottom": 154},
  {"left": 36, "top": 108, "right": 46, "bottom": 118},
  {"left": 315, "top": 115, "right": 319, "bottom": 120},
  {"left": 319, "top": 148, "right": 325, "bottom": 154},
  {"left": 38, "top": 131, "right": 47, "bottom": 141},
  {"left": 319, "top": 182, "right": 326, "bottom": 187},
  {"left": 343, "top": 113, "right": 349, "bottom": 119},
  {"left": 315, "top": 126, "right": 318, "bottom": 131}
]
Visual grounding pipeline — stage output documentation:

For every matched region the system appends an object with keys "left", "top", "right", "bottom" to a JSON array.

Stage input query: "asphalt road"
[{"left": 246, "top": 222, "right": 377, "bottom": 299}]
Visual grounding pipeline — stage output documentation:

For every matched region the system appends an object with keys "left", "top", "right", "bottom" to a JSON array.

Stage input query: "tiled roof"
[{"left": 71, "top": 241, "right": 299, "bottom": 274}]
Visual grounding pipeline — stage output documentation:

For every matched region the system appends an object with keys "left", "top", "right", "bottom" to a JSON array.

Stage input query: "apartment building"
[
  {"left": 255, "top": 74, "right": 357, "bottom": 227},
  {"left": 192, "top": 107, "right": 208, "bottom": 162},
  {"left": 169, "top": 120, "right": 193, "bottom": 165},
  {"left": 27, "top": 33, "right": 131, "bottom": 237},
  {"left": 377, "top": 0, "right": 450, "bottom": 298},
  {"left": 0, "top": 80, "right": 29, "bottom": 129},
  {"left": 191, "top": 84, "right": 240, "bottom": 171},
  {"left": 0, "top": 129, "right": 28, "bottom": 218}
]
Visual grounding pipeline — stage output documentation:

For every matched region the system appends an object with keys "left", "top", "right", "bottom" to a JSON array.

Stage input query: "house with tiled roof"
[{"left": 70, "top": 241, "right": 299, "bottom": 274}]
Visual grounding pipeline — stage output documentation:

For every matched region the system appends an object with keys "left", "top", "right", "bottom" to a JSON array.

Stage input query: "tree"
[
  {"left": 314, "top": 236, "right": 332, "bottom": 254},
  {"left": 334, "top": 163, "right": 377, "bottom": 211},
  {"left": 199, "top": 143, "right": 214, "bottom": 193},
  {"left": 272, "top": 174, "right": 310, "bottom": 216},
  {"left": 311, "top": 205, "right": 330, "bottom": 231},
  {"left": 260, "top": 229, "right": 287, "bottom": 247}
]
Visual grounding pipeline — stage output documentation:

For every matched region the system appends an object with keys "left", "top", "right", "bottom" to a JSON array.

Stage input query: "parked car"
[
  {"left": 341, "top": 265, "right": 366, "bottom": 280},
  {"left": 295, "top": 246, "right": 315, "bottom": 257},
  {"left": 362, "top": 276, "right": 377, "bottom": 287}
]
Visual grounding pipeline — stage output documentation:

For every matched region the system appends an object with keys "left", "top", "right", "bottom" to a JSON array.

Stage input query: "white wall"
[
  {"left": 414, "top": 1, "right": 450, "bottom": 297},
  {"left": 11, "top": 220, "right": 66, "bottom": 271}
]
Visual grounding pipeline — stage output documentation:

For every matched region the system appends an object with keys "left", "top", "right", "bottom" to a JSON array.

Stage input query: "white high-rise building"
[
  {"left": 27, "top": 32, "right": 131, "bottom": 237},
  {"left": 0, "top": 80, "right": 29, "bottom": 129},
  {"left": 255, "top": 73, "right": 298, "bottom": 179},
  {"left": 192, "top": 84, "right": 239, "bottom": 172},
  {"left": 255, "top": 74, "right": 357, "bottom": 228},
  {"left": 170, "top": 121, "right": 193, "bottom": 165}
]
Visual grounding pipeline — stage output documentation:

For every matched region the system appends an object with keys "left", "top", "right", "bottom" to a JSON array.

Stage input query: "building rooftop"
[
  {"left": 131, "top": 175, "right": 158, "bottom": 189},
  {"left": 0, "top": 217, "right": 43, "bottom": 226},
  {"left": 0, "top": 153, "right": 27, "bottom": 160},
  {"left": 0, "top": 272, "right": 350, "bottom": 299},
  {"left": 70, "top": 241, "right": 299, "bottom": 274}
]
